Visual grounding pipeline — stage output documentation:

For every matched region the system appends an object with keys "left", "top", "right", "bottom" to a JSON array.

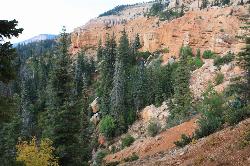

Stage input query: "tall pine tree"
[
  {"left": 43, "top": 27, "right": 83, "bottom": 165},
  {"left": 97, "top": 34, "right": 116, "bottom": 116}
]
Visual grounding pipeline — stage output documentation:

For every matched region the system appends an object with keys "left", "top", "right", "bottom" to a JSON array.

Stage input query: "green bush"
[
  {"left": 215, "top": 73, "right": 224, "bottom": 85},
  {"left": 202, "top": 50, "right": 216, "bottom": 59},
  {"left": 195, "top": 87, "right": 225, "bottom": 139},
  {"left": 99, "top": 116, "right": 116, "bottom": 138},
  {"left": 106, "top": 161, "right": 120, "bottom": 166},
  {"left": 195, "top": 107, "right": 224, "bottom": 139},
  {"left": 189, "top": 57, "right": 204, "bottom": 70},
  {"left": 147, "top": 120, "right": 161, "bottom": 137},
  {"left": 136, "top": 51, "right": 151, "bottom": 60},
  {"left": 121, "top": 135, "right": 135, "bottom": 149},
  {"left": 224, "top": 106, "right": 250, "bottom": 125},
  {"left": 239, "top": 130, "right": 250, "bottom": 149},
  {"left": 174, "top": 134, "right": 192, "bottom": 147},
  {"left": 123, "top": 153, "right": 139, "bottom": 162},
  {"left": 214, "top": 52, "right": 234, "bottom": 67},
  {"left": 148, "top": 3, "right": 164, "bottom": 16},
  {"left": 95, "top": 149, "right": 109, "bottom": 166},
  {"left": 194, "top": 57, "right": 204, "bottom": 69}
]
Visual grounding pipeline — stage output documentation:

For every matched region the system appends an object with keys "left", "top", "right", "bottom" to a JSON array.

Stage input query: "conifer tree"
[
  {"left": 169, "top": 46, "right": 192, "bottom": 125},
  {"left": 80, "top": 74, "right": 92, "bottom": 164},
  {"left": 97, "top": 38, "right": 103, "bottom": 61},
  {"left": 43, "top": 27, "right": 83, "bottom": 165},
  {"left": 133, "top": 60, "right": 147, "bottom": 111},
  {"left": 98, "top": 34, "right": 116, "bottom": 115},
  {"left": 0, "top": 19, "right": 23, "bottom": 83},
  {"left": 110, "top": 30, "right": 130, "bottom": 134},
  {"left": 110, "top": 59, "right": 126, "bottom": 134},
  {"left": 74, "top": 50, "right": 88, "bottom": 97},
  {"left": 133, "top": 33, "right": 142, "bottom": 51},
  {"left": 237, "top": 8, "right": 250, "bottom": 102}
]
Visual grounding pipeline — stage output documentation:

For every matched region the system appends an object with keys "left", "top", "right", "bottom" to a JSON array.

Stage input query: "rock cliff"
[{"left": 70, "top": 1, "right": 248, "bottom": 62}]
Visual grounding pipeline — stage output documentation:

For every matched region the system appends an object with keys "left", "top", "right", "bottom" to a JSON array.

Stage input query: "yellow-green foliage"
[{"left": 16, "top": 137, "right": 59, "bottom": 166}]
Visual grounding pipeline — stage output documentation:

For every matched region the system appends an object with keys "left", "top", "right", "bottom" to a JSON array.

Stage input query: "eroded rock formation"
[{"left": 70, "top": 2, "right": 248, "bottom": 63}]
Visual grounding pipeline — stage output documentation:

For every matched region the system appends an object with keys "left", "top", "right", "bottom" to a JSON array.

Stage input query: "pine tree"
[
  {"left": 43, "top": 27, "right": 83, "bottom": 165},
  {"left": 0, "top": 19, "right": 23, "bottom": 83},
  {"left": 133, "top": 33, "right": 142, "bottom": 51},
  {"left": 74, "top": 50, "right": 88, "bottom": 97},
  {"left": 98, "top": 34, "right": 116, "bottom": 116},
  {"left": 110, "top": 60, "right": 126, "bottom": 134},
  {"left": 169, "top": 46, "right": 192, "bottom": 125},
  {"left": 110, "top": 30, "right": 130, "bottom": 134},
  {"left": 97, "top": 38, "right": 103, "bottom": 61},
  {"left": 237, "top": 8, "right": 250, "bottom": 102},
  {"left": 201, "top": 0, "right": 208, "bottom": 9},
  {"left": 79, "top": 74, "right": 92, "bottom": 164},
  {"left": 20, "top": 79, "right": 34, "bottom": 138},
  {"left": 133, "top": 60, "right": 147, "bottom": 111}
]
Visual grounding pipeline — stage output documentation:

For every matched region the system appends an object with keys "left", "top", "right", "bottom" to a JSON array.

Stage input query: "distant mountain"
[{"left": 14, "top": 34, "right": 57, "bottom": 46}]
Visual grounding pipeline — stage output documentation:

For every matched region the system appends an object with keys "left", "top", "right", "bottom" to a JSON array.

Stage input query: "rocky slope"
[
  {"left": 119, "top": 118, "right": 250, "bottom": 166},
  {"left": 104, "top": 118, "right": 198, "bottom": 164},
  {"left": 70, "top": 1, "right": 249, "bottom": 62}
]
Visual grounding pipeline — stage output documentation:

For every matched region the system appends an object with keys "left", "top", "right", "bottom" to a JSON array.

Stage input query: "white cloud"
[{"left": 0, "top": 0, "right": 151, "bottom": 43}]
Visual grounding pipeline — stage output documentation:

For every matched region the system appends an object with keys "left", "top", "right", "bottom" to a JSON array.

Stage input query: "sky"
[{"left": 1, "top": 0, "right": 151, "bottom": 43}]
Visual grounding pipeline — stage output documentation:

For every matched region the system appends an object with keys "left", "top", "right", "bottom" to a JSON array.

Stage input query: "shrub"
[
  {"left": 99, "top": 5, "right": 130, "bottom": 17},
  {"left": 123, "top": 153, "right": 139, "bottom": 162},
  {"left": 95, "top": 149, "right": 109, "bottom": 166},
  {"left": 195, "top": 107, "right": 224, "bottom": 139},
  {"left": 121, "top": 135, "right": 135, "bottom": 149},
  {"left": 202, "top": 50, "right": 216, "bottom": 59},
  {"left": 224, "top": 106, "right": 250, "bottom": 125},
  {"left": 214, "top": 52, "right": 234, "bottom": 67},
  {"left": 148, "top": 3, "right": 164, "bottom": 16},
  {"left": 189, "top": 57, "right": 204, "bottom": 70},
  {"left": 99, "top": 116, "right": 116, "bottom": 138},
  {"left": 220, "top": 29, "right": 225, "bottom": 32},
  {"left": 174, "top": 134, "right": 192, "bottom": 147},
  {"left": 181, "top": 46, "right": 193, "bottom": 57},
  {"left": 147, "top": 120, "right": 161, "bottom": 137},
  {"left": 106, "top": 161, "right": 120, "bottom": 166},
  {"left": 215, "top": 73, "right": 224, "bottom": 85},
  {"left": 195, "top": 87, "right": 225, "bottom": 139},
  {"left": 239, "top": 130, "right": 250, "bottom": 149},
  {"left": 196, "top": 49, "right": 201, "bottom": 58},
  {"left": 136, "top": 51, "right": 151, "bottom": 60},
  {"left": 16, "top": 137, "right": 59, "bottom": 166}
]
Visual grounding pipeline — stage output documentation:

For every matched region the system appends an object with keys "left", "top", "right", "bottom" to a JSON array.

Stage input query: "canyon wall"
[{"left": 70, "top": 1, "right": 248, "bottom": 62}]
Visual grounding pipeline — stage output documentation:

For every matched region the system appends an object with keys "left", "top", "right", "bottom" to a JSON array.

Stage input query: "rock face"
[
  {"left": 70, "top": 2, "right": 248, "bottom": 63},
  {"left": 140, "top": 102, "right": 169, "bottom": 126},
  {"left": 190, "top": 59, "right": 245, "bottom": 99}
]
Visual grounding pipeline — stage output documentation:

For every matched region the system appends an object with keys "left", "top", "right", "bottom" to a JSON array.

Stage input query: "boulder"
[
  {"left": 90, "top": 113, "right": 100, "bottom": 125},
  {"left": 140, "top": 102, "right": 169, "bottom": 125},
  {"left": 90, "top": 97, "right": 99, "bottom": 113}
]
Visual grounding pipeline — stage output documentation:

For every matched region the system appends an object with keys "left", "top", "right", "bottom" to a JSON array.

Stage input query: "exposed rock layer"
[{"left": 71, "top": 4, "right": 248, "bottom": 63}]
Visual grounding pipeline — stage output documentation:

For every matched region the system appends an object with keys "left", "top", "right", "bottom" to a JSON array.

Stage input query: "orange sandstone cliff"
[{"left": 70, "top": 1, "right": 248, "bottom": 63}]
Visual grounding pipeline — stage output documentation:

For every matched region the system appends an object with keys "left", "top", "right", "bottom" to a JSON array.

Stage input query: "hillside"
[{"left": 116, "top": 118, "right": 250, "bottom": 166}]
